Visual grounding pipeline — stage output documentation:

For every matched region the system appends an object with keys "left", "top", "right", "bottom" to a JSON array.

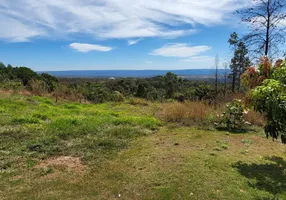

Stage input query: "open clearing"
[{"left": 0, "top": 94, "right": 285, "bottom": 200}]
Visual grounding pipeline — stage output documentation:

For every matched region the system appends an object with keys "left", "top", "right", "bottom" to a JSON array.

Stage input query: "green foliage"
[
  {"left": 248, "top": 58, "right": 286, "bottom": 142},
  {"left": 228, "top": 32, "right": 251, "bottom": 92},
  {"left": 40, "top": 73, "right": 58, "bottom": 92},
  {"left": 0, "top": 95, "right": 160, "bottom": 161},
  {"left": 135, "top": 83, "right": 148, "bottom": 98},
  {"left": 251, "top": 79, "right": 285, "bottom": 115},
  {"left": 0, "top": 62, "right": 6, "bottom": 70},
  {"left": 14, "top": 67, "right": 39, "bottom": 86},
  {"left": 83, "top": 83, "right": 116, "bottom": 103},
  {"left": 272, "top": 62, "right": 286, "bottom": 84},
  {"left": 194, "top": 84, "right": 214, "bottom": 101},
  {"left": 0, "top": 80, "right": 23, "bottom": 90},
  {"left": 164, "top": 72, "right": 182, "bottom": 98},
  {"left": 0, "top": 63, "right": 58, "bottom": 92},
  {"left": 218, "top": 99, "right": 246, "bottom": 131},
  {"left": 0, "top": 61, "right": 229, "bottom": 104}
]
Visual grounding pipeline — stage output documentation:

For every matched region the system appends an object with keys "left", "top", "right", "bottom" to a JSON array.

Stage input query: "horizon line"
[{"left": 37, "top": 68, "right": 228, "bottom": 72}]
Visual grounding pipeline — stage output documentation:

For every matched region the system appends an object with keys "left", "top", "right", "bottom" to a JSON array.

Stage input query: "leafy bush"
[
  {"left": 0, "top": 63, "right": 58, "bottom": 95},
  {"left": 0, "top": 80, "right": 23, "bottom": 90},
  {"left": 113, "top": 91, "right": 125, "bottom": 102},
  {"left": 218, "top": 99, "right": 247, "bottom": 131},
  {"left": 40, "top": 73, "right": 58, "bottom": 92},
  {"left": 29, "top": 79, "right": 48, "bottom": 95},
  {"left": 242, "top": 57, "right": 286, "bottom": 142},
  {"left": 251, "top": 79, "right": 286, "bottom": 141},
  {"left": 83, "top": 83, "right": 114, "bottom": 103}
]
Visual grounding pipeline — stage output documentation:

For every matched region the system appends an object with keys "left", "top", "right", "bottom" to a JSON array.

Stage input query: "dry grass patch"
[
  {"left": 158, "top": 101, "right": 219, "bottom": 126},
  {"left": 35, "top": 156, "right": 85, "bottom": 174},
  {"left": 244, "top": 110, "right": 265, "bottom": 126}
]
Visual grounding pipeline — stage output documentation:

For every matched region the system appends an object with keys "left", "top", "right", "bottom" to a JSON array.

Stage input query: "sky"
[{"left": 0, "top": 0, "right": 253, "bottom": 71}]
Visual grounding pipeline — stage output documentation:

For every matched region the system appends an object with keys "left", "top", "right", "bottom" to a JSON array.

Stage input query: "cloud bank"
[{"left": 0, "top": 0, "right": 249, "bottom": 42}]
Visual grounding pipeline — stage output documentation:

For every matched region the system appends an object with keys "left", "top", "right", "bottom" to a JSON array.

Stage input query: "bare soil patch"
[{"left": 36, "top": 156, "right": 85, "bottom": 174}]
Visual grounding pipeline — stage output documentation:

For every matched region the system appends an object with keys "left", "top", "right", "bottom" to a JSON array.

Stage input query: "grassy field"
[{"left": 0, "top": 93, "right": 285, "bottom": 200}]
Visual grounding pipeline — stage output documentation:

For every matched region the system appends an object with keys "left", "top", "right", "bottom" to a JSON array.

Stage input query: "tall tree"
[
  {"left": 229, "top": 33, "right": 251, "bottom": 92},
  {"left": 236, "top": 42, "right": 252, "bottom": 91},
  {"left": 228, "top": 32, "right": 239, "bottom": 93},
  {"left": 237, "top": 0, "right": 286, "bottom": 58},
  {"left": 164, "top": 72, "right": 181, "bottom": 99},
  {"left": 0, "top": 62, "right": 6, "bottom": 70}
]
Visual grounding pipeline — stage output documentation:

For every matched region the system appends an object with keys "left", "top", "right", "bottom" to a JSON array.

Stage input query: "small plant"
[
  {"left": 38, "top": 166, "right": 53, "bottom": 176},
  {"left": 215, "top": 140, "right": 229, "bottom": 150},
  {"left": 26, "top": 159, "right": 37, "bottom": 168},
  {"left": 241, "top": 139, "right": 253, "bottom": 146},
  {"left": 240, "top": 149, "right": 248, "bottom": 155},
  {"left": 218, "top": 99, "right": 247, "bottom": 131},
  {"left": 221, "top": 144, "right": 228, "bottom": 150}
]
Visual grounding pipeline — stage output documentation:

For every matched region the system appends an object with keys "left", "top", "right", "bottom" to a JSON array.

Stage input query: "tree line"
[{"left": 1, "top": 62, "right": 234, "bottom": 104}]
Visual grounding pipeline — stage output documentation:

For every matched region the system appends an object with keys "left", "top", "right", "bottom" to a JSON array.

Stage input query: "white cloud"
[
  {"left": 69, "top": 43, "right": 112, "bottom": 53},
  {"left": 0, "top": 0, "right": 250, "bottom": 42},
  {"left": 127, "top": 38, "right": 142, "bottom": 46},
  {"left": 181, "top": 56, "right": 215, "bottom": 62},
  {"left": 0, "top": 15, "right": 45, "bottom": 42},
  {"left": 151, "top": 43, "right": 211, "bottom": 58}
]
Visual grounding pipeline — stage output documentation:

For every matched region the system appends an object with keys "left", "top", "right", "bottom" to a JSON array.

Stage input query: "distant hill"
[{"left": 38, "top": 69, "right": 230, "bottom": 79}]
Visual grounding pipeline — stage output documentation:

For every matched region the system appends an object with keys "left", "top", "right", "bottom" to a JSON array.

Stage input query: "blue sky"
[{"left": 0, "top": 0, "right": 252, "bottom": 71}]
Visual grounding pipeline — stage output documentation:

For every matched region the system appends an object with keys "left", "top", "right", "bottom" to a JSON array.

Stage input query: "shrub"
[
  {"left": 0, "top": 80, "right": 23, "bottom": 90},
  {"left": 83, "top": 83, "right": 114, "bottom": 103},
  {"left": 29, "top": 79, "right": 48, "bottom": 96},
  {"left": 217, "top": 99, "right": 247, "bottom": 131},
  {"left": 40, "top": 73, "right": 58, "bottom": 92},
  {"left": 113, "top": 91, "right": 125, "bottom": 102}
]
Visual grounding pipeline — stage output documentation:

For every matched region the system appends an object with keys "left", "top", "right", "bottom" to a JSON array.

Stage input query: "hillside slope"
[{"left": 0, "top": 94, "right": 285, "bottom": 200}]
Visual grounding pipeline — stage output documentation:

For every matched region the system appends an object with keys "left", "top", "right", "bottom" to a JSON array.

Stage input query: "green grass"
[{"left": 0, "top": 94, "right": 285, "bottom": 200}]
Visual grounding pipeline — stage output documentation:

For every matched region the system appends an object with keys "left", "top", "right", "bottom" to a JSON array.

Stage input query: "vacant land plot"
[{"left": 0, "top": 94, "right": 285, "bottom": 200}]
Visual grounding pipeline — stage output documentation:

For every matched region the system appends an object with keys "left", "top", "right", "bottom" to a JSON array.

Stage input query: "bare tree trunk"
[
  {"left": 237, "top": 73, "right": 241, "bottom": 92},
  {"left": 214, "top": 54, "right": 219, "bottom": 109},
  {"left": 237, "top": 0, "right": 286, "bottom": 58},
  {"left": 223, "top": 62, "right": 228, "bottom": 97},
  {"left": 265, "top": 0, "right": 270, "bottom": 56},
  {"left": 232, "top": 72, "right": 236, "bottom": 93}
]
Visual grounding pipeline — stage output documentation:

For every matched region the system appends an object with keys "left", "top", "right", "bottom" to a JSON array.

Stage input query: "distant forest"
[{"left": 0, "top": 62, "right": 234, "bottom": 104}]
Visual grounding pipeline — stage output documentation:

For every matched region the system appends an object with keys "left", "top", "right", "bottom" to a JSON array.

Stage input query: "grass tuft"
[{"left": 128, "top": 97, "right": 149, "bottom": 106}]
